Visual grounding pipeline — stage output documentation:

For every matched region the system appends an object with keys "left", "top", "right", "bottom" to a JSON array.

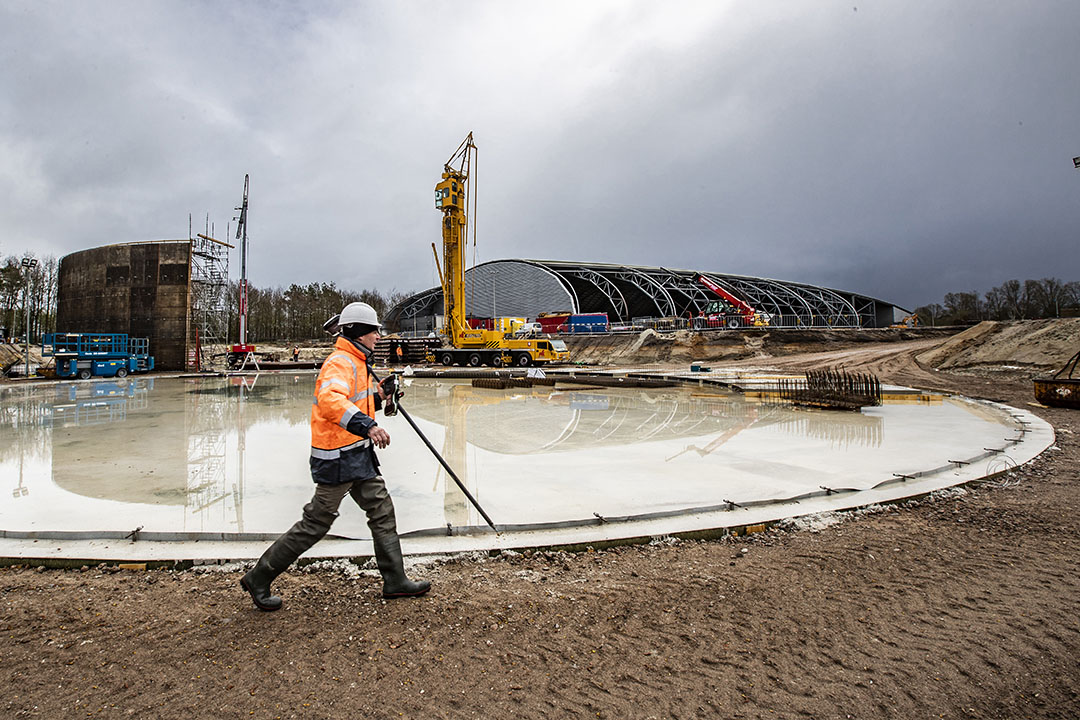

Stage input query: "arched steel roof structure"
[{"left": 386, "top": 259, "right": 909, "bottom": 333}]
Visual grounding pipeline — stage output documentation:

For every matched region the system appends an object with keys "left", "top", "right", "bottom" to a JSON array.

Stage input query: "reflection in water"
[
  {"left": 0, "top": 374, "right": 315, "bottom": 532},
  {"left": 0, "top": 374, "right": 1015, "bottom": 536},
  {"left": 48, "top": 380, "right": 152, "bottom": 426},
  {"left": 401, "top": 381, "right": 889, "bottom": 528},
  {"left": 403, "top": 381, "right": 886, "bottom": 456},
  {"left": 770, "top": 411, "right": 884, "bottom": 449}
]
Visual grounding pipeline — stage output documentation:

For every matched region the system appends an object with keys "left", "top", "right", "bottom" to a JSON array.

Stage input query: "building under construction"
[
  {"left": 56, "top": 236, "right": 231, "bottom": 371},
  {"left": 385, "top": 259, "right": 910, "bottom": 334}
]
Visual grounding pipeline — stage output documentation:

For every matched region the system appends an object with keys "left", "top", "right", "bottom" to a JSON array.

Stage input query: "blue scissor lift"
[{"left": 42, "top": 333, "right": 155, "bottom": 379}]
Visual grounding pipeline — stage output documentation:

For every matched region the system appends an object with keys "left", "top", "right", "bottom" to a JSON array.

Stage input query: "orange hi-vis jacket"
[{"left": 309, "top": 337, "right": 381, "bottom": 484}]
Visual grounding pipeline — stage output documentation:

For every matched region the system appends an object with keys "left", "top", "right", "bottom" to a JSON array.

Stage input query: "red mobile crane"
[
  {"left": 693, "top": 274, "right": 770, "bottom": 329},
  {"left": 228, "top": 174, "right": 257, "bottom": 368}
]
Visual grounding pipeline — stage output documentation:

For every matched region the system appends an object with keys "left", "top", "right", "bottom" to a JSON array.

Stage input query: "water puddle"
[{"left": 0, "top": 374, "right": 1025, "bottom": 539}]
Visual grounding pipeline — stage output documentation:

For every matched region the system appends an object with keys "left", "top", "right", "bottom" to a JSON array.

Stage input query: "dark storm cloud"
[
  {"left": 484, "top": 3, "right": 1080, "bottom": 308},
  {"left": 2, "top": 1, "right": 1079, "bottom": 309}
]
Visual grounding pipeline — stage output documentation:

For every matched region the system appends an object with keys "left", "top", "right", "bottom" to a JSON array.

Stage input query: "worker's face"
[{"left": 357, "top": 328, "right": 380, "bottom": 352}]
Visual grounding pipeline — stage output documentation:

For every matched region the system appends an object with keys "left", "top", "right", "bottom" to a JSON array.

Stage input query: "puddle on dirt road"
[{"left": 0, "top": 374, "right": 1025, "bottom": 539}]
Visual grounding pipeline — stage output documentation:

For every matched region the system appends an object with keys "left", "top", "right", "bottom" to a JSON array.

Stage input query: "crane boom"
[
  {"left": 429, "top": 134, "right": 570, "bottom": 368},
  {"left": 693, "top": 274, "right": 770, "bottom": 328},
  {"left": 229, "top": 174, "right": 257, "bottom": 368},
  {"left": 434, "top": 132, "right": 476, "bottom": 348},
  {"left": 235, "top": 174, "right": 250, "bottom": 345},
  {"left": 694, "top": 273, "right": 756, "bottom": 317}
]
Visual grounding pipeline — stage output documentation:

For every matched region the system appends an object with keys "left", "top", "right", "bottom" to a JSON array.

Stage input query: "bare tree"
[
  {"left": 943, "top": 292, "right": 982, "bottom": 324},
  {"left": 39, "top": 256, "right": 58, "bottom": 334},
  {"left": 1026, "top": 277, "right": 1068, "bottom": 318},
  {"left": 1065, "top": 281, "right": 1080, "bottom": 312},
  {"left": 0, "top": 256, "right": 22, "bottom": 340},
  {"left": 982, "top": 286, "right": 1006, "bottom": 320},
  {"left": 999, "top": 279, "right": 1026, "bottom": 319}
]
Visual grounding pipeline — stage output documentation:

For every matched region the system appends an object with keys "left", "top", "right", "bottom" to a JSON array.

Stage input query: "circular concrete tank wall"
[{"left": 57, "top": 241, "right": 193, "bottom": 371}]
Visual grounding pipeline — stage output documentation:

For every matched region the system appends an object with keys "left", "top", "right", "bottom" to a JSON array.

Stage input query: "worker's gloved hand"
[
  {"left": 377, "top": 377, "right": 404, "bottom": 402},
  {"left": 369, "top": 426, "right": 391, "bottom": 449}
]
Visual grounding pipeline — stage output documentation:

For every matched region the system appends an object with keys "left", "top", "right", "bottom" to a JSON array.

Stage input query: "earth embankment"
[
  {"left": 566, "top": 320, "right": 1080, "bottom": 377},
  {"left": 914, "top": 318, "right": 1080, "bottom": 374}
]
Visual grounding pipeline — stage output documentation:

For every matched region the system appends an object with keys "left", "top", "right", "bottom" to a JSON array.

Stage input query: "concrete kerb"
[{"left": 0, "top": 482, "right": 1010, "bottom": 572}]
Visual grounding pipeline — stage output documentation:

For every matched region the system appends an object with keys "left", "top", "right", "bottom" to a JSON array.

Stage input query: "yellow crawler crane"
[{"left": 429, "top": 133, "right": 569, "bottom": 368}]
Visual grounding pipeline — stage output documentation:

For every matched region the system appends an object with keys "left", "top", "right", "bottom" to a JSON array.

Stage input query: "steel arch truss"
[
  {"left": 609, "top": 269, "right": 676, "bottom": 318},
  {"left": 557, "top": 267, "right": 628, "bottom": 320},
  {"left": 386, "top": 258, "right": 906, "bottom": 331},
  {"left": 396, "top": 286, "right": 442, "bottom": 321}
]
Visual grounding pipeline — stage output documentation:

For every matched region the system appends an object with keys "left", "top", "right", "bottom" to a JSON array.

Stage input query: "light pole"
[{"left": 21, "top": 257, "right": 37, "bottom": 378}]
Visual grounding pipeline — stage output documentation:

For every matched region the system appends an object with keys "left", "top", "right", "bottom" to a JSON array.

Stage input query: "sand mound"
[
  {"left": 563, "top": 327, "right": 955, "bottom": 366},
  {"left": 916, "top": 319, "right": 1080, "bottom": 372}
]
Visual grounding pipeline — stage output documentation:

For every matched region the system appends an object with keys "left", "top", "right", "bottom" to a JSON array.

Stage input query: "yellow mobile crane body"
[{"left": 429, "top": 133, "right": 570, "bottom": 368}]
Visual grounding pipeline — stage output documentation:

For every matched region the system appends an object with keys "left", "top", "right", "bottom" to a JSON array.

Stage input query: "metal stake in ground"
[{"left": 370, "top": 369, "right": 498, "bottom": 532}]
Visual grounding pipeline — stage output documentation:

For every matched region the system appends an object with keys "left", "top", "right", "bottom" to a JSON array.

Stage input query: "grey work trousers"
[
  {"left": 255, "top": 475, "right": 399, "bottom": 579},
  {"left": 307, "top": 475, "right": 398, "bottom": 539}
]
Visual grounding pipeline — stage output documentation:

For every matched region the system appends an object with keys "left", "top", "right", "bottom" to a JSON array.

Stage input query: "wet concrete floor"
[{"left": 0, "top": 372, "right": 1052, "bottom": 560}]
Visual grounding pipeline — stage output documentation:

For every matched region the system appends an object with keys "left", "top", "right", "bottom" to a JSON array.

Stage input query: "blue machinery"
[{"left": 41, "top": 333, "right": 155, "bottom": 379}]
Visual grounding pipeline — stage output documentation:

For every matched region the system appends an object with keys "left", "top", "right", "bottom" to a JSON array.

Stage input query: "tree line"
[
  {"left": 1, "top": 254, "right": 59, "bottom": 343},
  {"left": 2, "top": 251, "right": 409, "bottom": 345},
  {"left": 237, "top": 281, "right": 411, "bottom": 343},
  {"left": 914, "top": 277, "right": 1080, "bottom": 326}
]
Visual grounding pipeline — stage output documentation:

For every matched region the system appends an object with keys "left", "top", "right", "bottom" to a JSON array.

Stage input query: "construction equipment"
[
  {"left": 228, "top": 174, "right": 256, "bottom": 369},
  {"left": 1033, "top": 349, "right": 1080, "bottom": 409},
  {"left": 429, "top": 133, "right": 570, "bottom": 367},
  {"left": 41, "top": 333, "right": 154, "bottom": 379},
  {"left": 692, "top": 274, "right": 770, "bottom": 329},
  {"left": 890, "top": 314, "right": 919, "bottom": 329}
]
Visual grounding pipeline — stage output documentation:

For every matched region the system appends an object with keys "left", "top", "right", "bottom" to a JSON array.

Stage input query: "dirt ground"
[{"left": 3, "top": 324, "right": 1080, "bottom": 719}]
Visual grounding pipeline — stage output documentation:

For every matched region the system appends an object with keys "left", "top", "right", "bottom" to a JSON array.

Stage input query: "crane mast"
[
  {"left": 434, "top": 133, "right": 475, "bottom": 347},
  {"left": 235, "top": 174, "right": 250, "bottom": 346},
  {"left": 228, "top": 174, "right": 258, "bottom": 369},
  {"left": 428, "top": 133, "right": 570, "bottom": 368}
]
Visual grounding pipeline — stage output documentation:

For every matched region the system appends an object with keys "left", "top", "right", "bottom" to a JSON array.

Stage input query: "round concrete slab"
[{"left": 0, "top": 372, "right": 1053, "bottom": 563}]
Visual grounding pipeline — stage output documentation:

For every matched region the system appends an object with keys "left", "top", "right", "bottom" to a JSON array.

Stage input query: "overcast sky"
[{"left": 2, "top": 1, "right": 1079, "bottom": 310}]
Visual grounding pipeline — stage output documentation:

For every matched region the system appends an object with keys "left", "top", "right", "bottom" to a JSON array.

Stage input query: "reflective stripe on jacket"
[{"left": 309, "top": 337, "right": 380, "bottom": 483}]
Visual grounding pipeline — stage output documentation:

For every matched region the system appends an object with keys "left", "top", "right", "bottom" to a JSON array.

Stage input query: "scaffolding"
[
  {"left": 184, "top": 381, "right": 238, "bottom": 532},
  {"left": 189, "top": 232, "right": 233, "bottom": 371}
]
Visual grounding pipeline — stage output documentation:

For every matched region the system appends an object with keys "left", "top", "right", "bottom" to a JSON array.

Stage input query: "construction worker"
[{"left": 240, "top": 301, "right": 430, "bottom": 611}]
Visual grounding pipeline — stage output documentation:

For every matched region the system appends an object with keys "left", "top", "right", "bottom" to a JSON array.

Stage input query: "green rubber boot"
[
  {"left": 240, "top": 556, "right": 283, "bottom": 612},
  {"left": 241, "top": 503, "right": 334, "bottom": 611},
  {"left": 373, "top": 534, "right": 431, "bottom": 598}
]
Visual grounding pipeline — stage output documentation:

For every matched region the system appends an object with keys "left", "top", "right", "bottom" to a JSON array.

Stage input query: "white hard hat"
[{"left": 323, "top": 302, "right": 382, "bottom": 335}]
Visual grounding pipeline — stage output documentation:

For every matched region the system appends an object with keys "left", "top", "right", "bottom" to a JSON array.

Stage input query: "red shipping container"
[{"left": 536, "top": 313, "right": 570, "bottom": 333}]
